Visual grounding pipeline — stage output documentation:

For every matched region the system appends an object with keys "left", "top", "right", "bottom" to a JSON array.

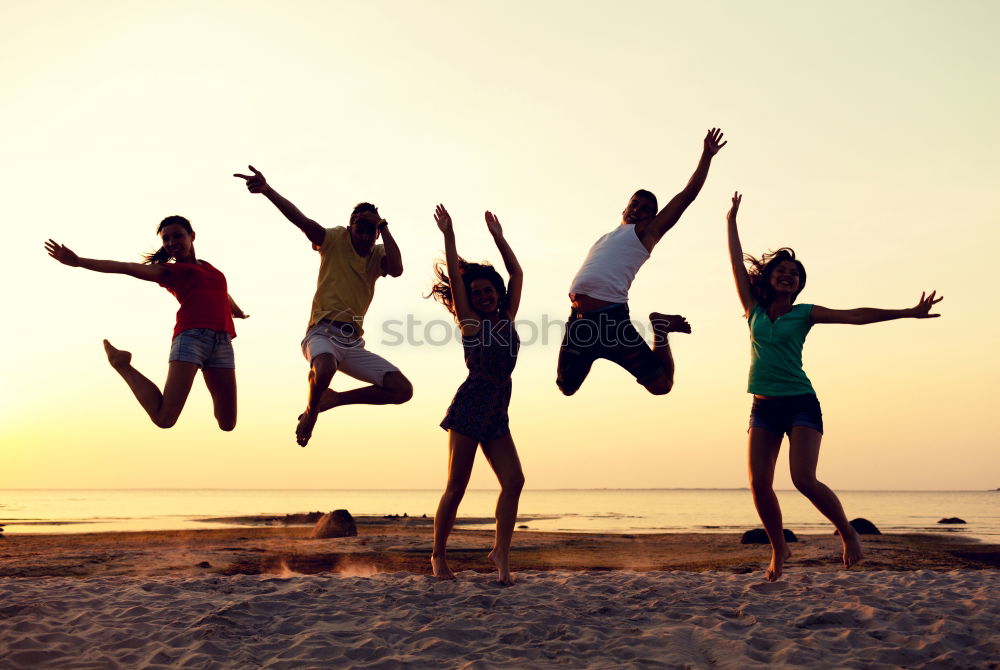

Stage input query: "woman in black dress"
[{"left": 429, "top": 204, "right": 524, "bottom": 584}]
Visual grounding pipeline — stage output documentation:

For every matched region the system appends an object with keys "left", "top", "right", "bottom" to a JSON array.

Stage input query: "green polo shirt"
[{"left": 747, "top": 303, "right": 816, "bottom": 396}]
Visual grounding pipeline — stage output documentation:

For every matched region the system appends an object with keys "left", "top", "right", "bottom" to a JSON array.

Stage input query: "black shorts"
[
  {"left": 748, "top": 394, "right": 824, "bottom": 437},
  {"left": 556, "top": 304, "right": 664, "bottom": 395}
]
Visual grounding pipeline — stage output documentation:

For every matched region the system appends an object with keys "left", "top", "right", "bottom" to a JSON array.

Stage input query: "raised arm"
[
  {"left": 378, "top": 220, "right": 404, "bottom": 277},
  {"left": 233, "top": 166, "right": 326, "bottom": 247},
  {"left": 811, "top": 291, "right": 943, "bottom": 325},
  {"left": 434, "top": 204, "right": 479, "bottom": 335},
  {"left": 485, "top": 211, "right": 523, "bottom": 321},
  {"left": 638, "top": 128, "right": 727, "bottom": 249},
  {"left": 726, "top": 193, "right": 756, "bottom": 317},
  {"left": 45, "top": 239, "right": 166, "bottom": 282}
]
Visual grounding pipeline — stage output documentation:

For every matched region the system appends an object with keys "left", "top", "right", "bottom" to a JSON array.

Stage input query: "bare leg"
[
  {"left": 296, "top": 353, "right": 335, "bottom": 447},
  {"left": 315, "top": 371, "right": 413, "bottom": 411},
  {"left": 481, "top": 433, "right": 525, "bottom": 585},
  {"left": 748, "top": 427, "right": 791, "bottom": 581},
  {"left": 431, "top": 431, "right": 479, "bottom": 580},
  {"left": 104, "top": 340, "right": 198, "bottom": 428},
  {"left": 643, "top": 313, "right": 692, "bottom": 395},
  {"left": 789, "top": 426, "right": 863, "bottom": 569},
  {"left": 202, "top": 367, "right": 237, "bottom": 431}
]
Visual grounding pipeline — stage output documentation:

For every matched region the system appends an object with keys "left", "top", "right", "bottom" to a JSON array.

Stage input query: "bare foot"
[
  {"left": 103, "top": 339, "right": 132, "bottom": 370},
  {"left": 317, "top": 388, "right": 341, "bottom": 413},
  {"left": 431, "top": 554, "right": 455, "bottom": 581},
  {"left": 295, "top": 410, "right": 318, "bottom": 447},
  {"left": 488, "top": 548, "right": 515, "bottom": 586},
  {"left": 842, "top": 529, "right": 863, "bottom": 569},
  {"left": 649, "top": 312, "right": 692, "bottom": 336},
  {"left": 766, "top": 543, "right": 792, "bottom": 582}
]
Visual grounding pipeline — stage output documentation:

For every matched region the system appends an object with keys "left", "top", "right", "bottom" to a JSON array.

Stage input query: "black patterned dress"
[{"left": 440, "top": 318, "right": 520, "bottom": 443}]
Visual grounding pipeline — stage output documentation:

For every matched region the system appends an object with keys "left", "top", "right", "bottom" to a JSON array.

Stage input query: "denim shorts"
[
  {"left": 169, "top": 328, "right": 235, "bottom": 369},
  {"left": 556, "top": 303, "right": 664, "bottom": 395},
  {"left": 748, "top": 394, "right": 823, "bottom": 437}
]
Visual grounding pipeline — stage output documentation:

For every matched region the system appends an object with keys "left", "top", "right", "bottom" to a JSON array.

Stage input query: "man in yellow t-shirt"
[{"left": 235, "top": 165, "right": 412, "bottom": 447}]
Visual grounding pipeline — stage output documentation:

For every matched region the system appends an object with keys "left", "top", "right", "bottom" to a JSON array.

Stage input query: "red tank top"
[{"left": 157, "top": 260, "right": 236, "bottom": 339}]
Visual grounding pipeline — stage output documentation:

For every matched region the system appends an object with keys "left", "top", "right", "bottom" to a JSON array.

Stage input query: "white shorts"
[{"left": 301, "top": 320, "right": 400, "bottom": 386}]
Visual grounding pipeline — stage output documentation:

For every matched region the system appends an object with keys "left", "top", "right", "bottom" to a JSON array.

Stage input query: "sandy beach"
[{"left": 2, "top": 523, "right": 998, "bottom": 668}]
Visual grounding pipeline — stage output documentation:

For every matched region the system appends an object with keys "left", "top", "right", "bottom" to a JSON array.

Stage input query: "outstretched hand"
[
  {"left": 727, "top": 192, "right": 742, "bottom": 222},
  {"left": 910, "top": 291, "right": 943, "bottom": 318},
  {"left": 45, "top": 239, "right": 79, "bottom": 267},
  {"left": 434, "top": 204, "right": 453, "bottom": 236},
  {"left": 704, "top": 128, "right": 727, "bottom": 156},
  {"left": 233, "top": 165, "right": 268, "bottom": 193},
  {"left": 485, "top": 211, "right": 503, "bottom": 238}
]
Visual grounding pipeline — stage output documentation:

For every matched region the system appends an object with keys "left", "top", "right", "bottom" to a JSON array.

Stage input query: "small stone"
[
  {"left": 937, "top": 517, "right": 966, "bottom": 524},
  {"left": 196, "top": 561, "right": 211, "bottom": 568},
  {"left": 517, "top": 525, "right": 529, "bottom": 529}
]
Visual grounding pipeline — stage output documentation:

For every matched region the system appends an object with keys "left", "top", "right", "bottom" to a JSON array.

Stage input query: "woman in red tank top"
[{"left": 46, "top": 216, "right": 247, "bottom": 431}]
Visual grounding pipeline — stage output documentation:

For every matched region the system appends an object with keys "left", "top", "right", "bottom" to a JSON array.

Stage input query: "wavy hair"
[
  {"left": 428, "top": 258, "right": 508, "bottom": 320},
  {"left": 143, "top": 215, "right": 193, "bottom": 265},
  {"left": 745, "top": 247, "right": 807, "bottom": 307}
]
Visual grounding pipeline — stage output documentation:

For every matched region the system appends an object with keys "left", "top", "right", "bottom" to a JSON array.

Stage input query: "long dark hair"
[
  {"left": 143, "top": 215, "right": 193, "bottom": 265},
  {"left": 428, "top": 258, "right": 508, "bottom": 320},
  {"left": 745, "top": 247, "right": 807, "bottom": 307}
]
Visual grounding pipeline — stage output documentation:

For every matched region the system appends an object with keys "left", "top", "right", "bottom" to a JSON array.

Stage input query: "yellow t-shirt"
[{"left": 309, "top": 226, "right": 387, "bottom": 333}]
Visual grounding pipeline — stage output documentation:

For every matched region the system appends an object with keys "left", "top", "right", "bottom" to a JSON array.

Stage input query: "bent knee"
[
  {"left": 644, "top": 378, "right": 673, "bottom": 396},
  {"left": 153, "top": 415, "right": 179, "bottom": 429},
  {"left": 505, "top": 473, "right": 526, "bottom": 492},
  {"left": 442, "top": 485, "right": 468, "bottom": 501},
  {"left": 385, "top": 374, "right": 413, "bottom": 404},
  {"left": 792, "top": 477, "right": 820, "bottom": 495},
  {"left": 395, "top": 383, "right": 414, "bottom": 404},
  {"left": 310, "top": 354, "right": 337, "bottom": 378},
  {"left": 557, "top": 383, "right": 579, "bottom": 397}
]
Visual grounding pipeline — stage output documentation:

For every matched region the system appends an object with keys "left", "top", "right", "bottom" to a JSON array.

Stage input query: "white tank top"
[{"left": 569, "top": 224, "right": 650, "bottom": 303}]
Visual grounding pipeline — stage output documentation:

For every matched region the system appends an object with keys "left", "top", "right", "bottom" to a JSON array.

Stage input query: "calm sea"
[{"left": 1, "top": 489, "right": 997, "bottom": 541}]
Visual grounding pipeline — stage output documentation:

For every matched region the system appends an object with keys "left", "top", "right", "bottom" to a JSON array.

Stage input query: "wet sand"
[{"left": 2, "top": 520, "right": 997, "bottom": 578}]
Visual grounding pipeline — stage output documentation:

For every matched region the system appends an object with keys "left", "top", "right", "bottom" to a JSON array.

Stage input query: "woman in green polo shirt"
[{"left": 726, "top": 192, "right": 942, "bottom": 582}]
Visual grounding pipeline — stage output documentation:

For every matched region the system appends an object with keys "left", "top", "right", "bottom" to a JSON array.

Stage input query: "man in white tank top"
[{"left": 557, "top": 128, "right": 727, "bottom": 396}]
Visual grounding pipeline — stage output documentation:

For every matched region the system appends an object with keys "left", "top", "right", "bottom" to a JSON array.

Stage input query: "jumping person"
[
  {"left": 429, "top": 205, "right": 525, "bottom": 585},
  {"left": 726, "top": 191, "right": 942, "bottom": 581},
  {"left": 234, "top": 166, "right": 412, "bottom": 447},
  {"left": 45, "top": 216, "right": 246, "bottom": 430},
  {"left": 557, "top": 128, "right": 727, "bottom": 396}
]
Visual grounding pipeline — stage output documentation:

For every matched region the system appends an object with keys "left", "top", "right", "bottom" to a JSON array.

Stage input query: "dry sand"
[{"left": 1, "top": 524, "right": 998, "bottom": 668}]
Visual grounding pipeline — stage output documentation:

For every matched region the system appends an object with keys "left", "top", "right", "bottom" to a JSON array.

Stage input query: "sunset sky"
[{"left": 3, "top": 0, "right": 997, "bottom": 491}]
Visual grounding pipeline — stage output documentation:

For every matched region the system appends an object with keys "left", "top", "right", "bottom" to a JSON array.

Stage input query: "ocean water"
[{"left": 1, "top": 489, "right": 997, "bottom": 541}]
